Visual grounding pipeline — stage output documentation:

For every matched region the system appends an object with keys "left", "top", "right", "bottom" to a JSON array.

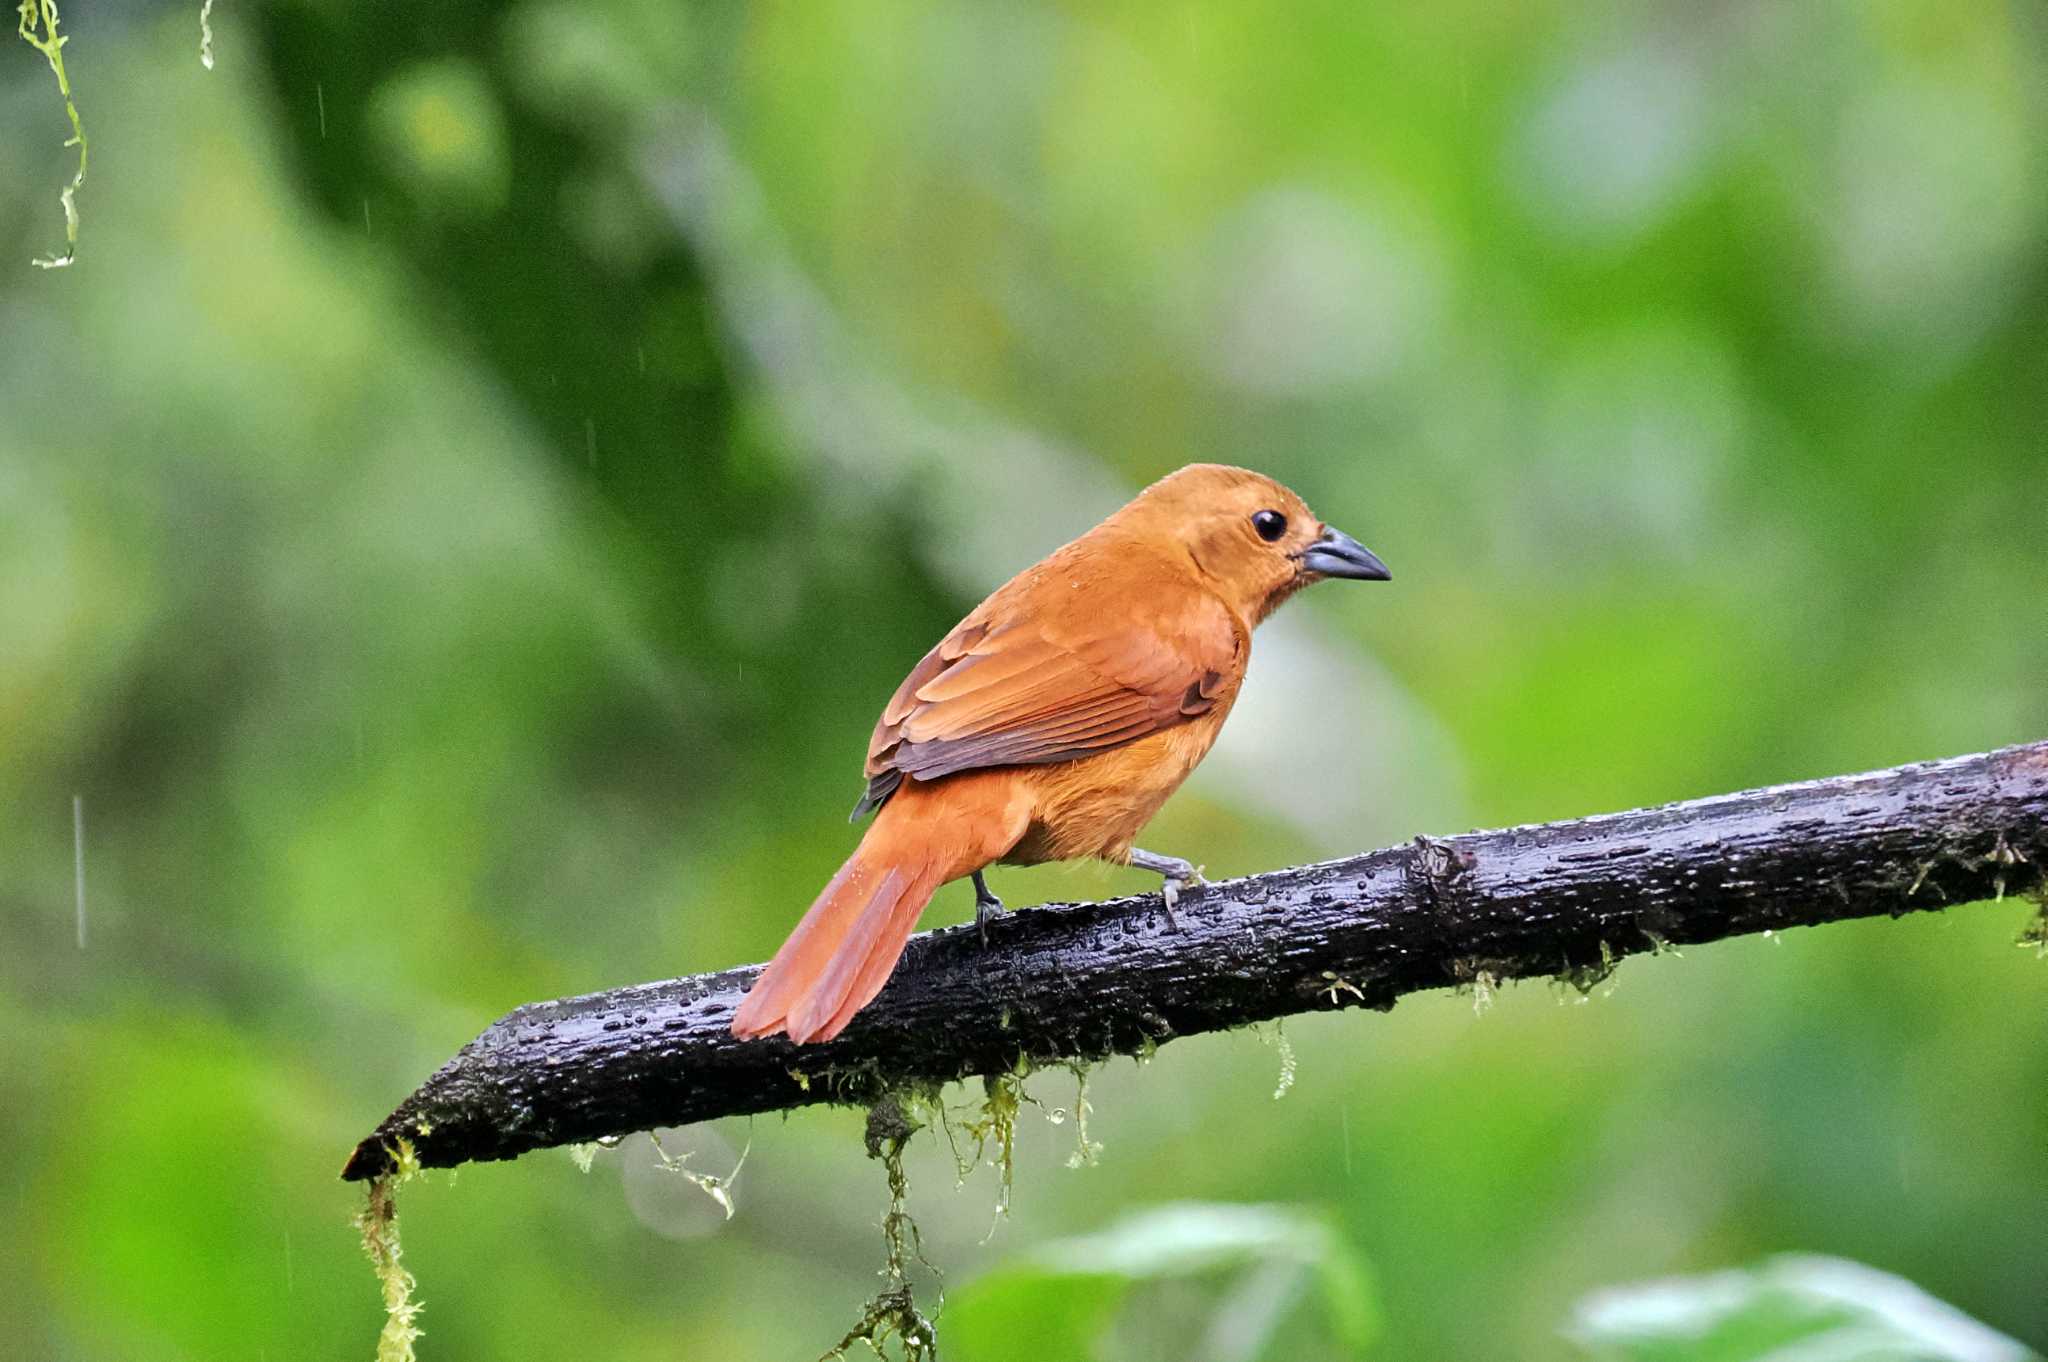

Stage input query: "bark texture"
[{"left": 345, "top": 741, "right": 2048, "bottom": 1181}]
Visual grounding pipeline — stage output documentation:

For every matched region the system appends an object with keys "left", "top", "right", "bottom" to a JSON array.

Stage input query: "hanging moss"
[
  {"left": 648, "top": 1127, "right": 751, "bottom": 1220},
  {"left": 2019, "top": 886, "right": 2047, "bottom": 960},
  {"left": 1054, "top": 1061, "right": 1103, "bottom": 1169},
  {"left": 955, "top": 1061, "right": 1035, "bottom": 1232},
  {"left": 1554, "top": 940, "right": 1621, "bottom": 999},
  {"left": 822, "top": 1098, "right": 938, "bottom": 1362},
  {"left": 353, "top": 1138, "right": 424, "bottom": 1362},
  {"left": 15, "top": 0, "right": 87, "bottom": 268},
  {"left": 1254, "top": 1020, "right": 1297, "bottom": 1099}
]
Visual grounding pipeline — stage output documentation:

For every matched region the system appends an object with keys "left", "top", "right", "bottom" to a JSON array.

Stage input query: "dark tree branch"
[{"left": 344, "top": 741, "right": 2048, "bottom": 1181}]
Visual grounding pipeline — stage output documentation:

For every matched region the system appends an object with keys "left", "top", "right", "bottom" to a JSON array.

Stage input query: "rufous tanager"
[{"left": 732, "top": 463, "right": 1390, "bottom": 1043}]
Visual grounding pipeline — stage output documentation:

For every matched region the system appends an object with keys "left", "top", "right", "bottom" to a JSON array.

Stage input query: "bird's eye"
[{"left": 1251, "top": 509, "right": 1288, "bottom": 542}]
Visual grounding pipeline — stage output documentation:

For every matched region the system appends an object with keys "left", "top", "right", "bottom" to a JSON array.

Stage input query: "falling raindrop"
[{"left": 72, "top": 794, "right": 86, "bottom": 949}]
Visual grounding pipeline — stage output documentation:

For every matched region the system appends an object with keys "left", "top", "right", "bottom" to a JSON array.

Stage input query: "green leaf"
[
  {"left": 948, "top": 1202, "right": 1380, "bottom": 1362},
  {"left": 1567, "top": 1255, "right": 2041, "bottom": 1362}
]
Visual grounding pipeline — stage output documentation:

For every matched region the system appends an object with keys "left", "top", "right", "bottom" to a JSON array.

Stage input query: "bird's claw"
[
  {"left": 1129, "top": 849, "right": 1205, "bottom": 931},
  {"left": 972, "top": 870, "right": 1006, "bottom": 946},
  {"left": 1161, "top": 866, "right": 1208, "bottom": 929}
]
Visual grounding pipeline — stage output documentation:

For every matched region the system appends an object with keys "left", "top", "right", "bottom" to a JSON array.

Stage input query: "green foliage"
[
  {"left": 1568, "top": 1256, "right": 2041, "bottom": 1362},
  {"left": 366, "top": 59, "right": 512, "bottom": 218},
  {"left": 947, "top": 1203, "right": 1379, "bottom": 1362},
  {"left": 2, "top": 0, "right": 2046, "bottom": 1358}
]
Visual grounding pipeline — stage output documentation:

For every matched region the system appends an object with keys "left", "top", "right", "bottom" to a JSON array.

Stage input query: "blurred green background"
[{"left": 4, "top": 0, "right": 2045, "bottom": 1358}]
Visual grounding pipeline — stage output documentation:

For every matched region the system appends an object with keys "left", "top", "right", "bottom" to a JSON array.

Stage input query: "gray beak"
[{"left": 1298, "top": 525, "right": 1391, "bottom": 581}]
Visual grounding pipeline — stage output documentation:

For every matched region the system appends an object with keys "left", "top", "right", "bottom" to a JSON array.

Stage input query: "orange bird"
[{"left": 731, "top": 463, "right": 1390, "bottom": 1044}]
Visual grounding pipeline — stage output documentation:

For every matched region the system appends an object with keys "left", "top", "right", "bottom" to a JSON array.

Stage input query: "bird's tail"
[{"left": 731, "top": 777, "right": 1021, "bottom": 1044}]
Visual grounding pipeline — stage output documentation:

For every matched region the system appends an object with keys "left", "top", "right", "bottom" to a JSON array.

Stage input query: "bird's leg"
[
  {"left": 971, "top": 870, "right": 1006, "bottom": 945},
  {"left": 1129, "top": 848, "right": 1206, "bottom": 929}
]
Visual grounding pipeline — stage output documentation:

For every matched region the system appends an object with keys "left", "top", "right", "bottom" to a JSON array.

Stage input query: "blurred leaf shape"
[
  {"left": 1568, "top": 1254, "right": 2040, "bottom": 1362},
  {"left": 368, "top": 58, "right": 512, "bottom": 215},
  {"left": 947, "top": 1202, "right": 1379, "bottom": 1362}
]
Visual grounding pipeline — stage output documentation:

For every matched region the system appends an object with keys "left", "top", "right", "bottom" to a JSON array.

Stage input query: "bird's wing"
[{"left": 854, "top": 567, "right": 1242, "bottom": 816}]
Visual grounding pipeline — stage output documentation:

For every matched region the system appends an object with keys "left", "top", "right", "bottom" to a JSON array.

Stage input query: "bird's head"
[{"left": 1123, "top": 463, "right": 1391, "bottom": 623}]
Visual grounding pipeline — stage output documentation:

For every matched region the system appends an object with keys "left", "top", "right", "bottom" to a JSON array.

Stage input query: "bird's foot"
[
  {"left": 1129, "top": 848, "right": 1206, "bottom": 930},
  {"left": 972, "top": 870, "right": 1006, "bottom": 946}
]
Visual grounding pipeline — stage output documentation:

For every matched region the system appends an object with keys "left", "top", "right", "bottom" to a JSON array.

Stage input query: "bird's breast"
[{"left": 1002, "top": 704, "right": 1233, "bottom": 866}]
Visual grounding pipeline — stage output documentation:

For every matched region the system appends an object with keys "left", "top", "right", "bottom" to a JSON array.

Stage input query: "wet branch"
[{"left": 344, "top": 741, "right": 2048, "bottom": 1181}]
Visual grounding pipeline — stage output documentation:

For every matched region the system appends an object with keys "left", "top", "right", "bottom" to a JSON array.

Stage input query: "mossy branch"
[{"left": 343, "top": 740, "right": 2048, "bottom": 1182}]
